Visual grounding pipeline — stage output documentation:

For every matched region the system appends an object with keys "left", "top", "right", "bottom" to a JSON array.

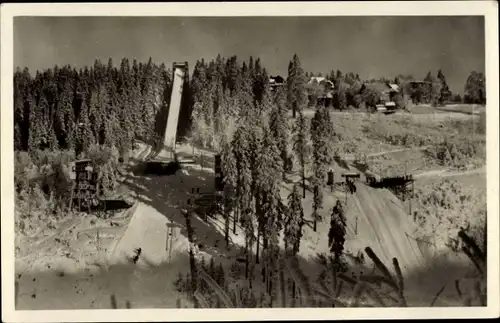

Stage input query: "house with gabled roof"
[
  {"left": 269, "top": 75, "right": 285, "bottom": 90},
  {"left": 361, "top": 81, "right": 400, "bottom": 110},
  {"left": 308, "top": 76, "right": 334, "bottom": 90},
  {"left": 307, "top": 76, "right": 335, "bottom": 107}
]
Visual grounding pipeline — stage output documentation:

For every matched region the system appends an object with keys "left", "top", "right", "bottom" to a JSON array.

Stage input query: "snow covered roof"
[
  {"left": 269, "top": 75, "right": 284, "bottom": 85},
  {"left": 309, "top": 76, "right": 326, "bottom": 83},
  {"left": 364, "top": 82, "right": 399, "bottom": 94},
  {"left": 308, "top": 77, "right": 334, "bottom": 88},
  {"left": 385, "top": 101, "right": 396, "bottom": 107},
  {"left": 387, "top": 83, "right": 400, "bottom": 92}
]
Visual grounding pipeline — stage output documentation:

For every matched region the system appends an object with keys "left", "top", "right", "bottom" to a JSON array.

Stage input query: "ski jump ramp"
[
  {"left": 345, "top": 182, "right": 426, "bottom": 274},
  {"left": 163, "top": 62, "right": 188, "bottom": 151}
]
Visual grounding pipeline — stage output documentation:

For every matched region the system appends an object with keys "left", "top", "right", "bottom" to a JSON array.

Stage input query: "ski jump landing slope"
[
  {"left": 345, "top": 182, "right": 426, "bottom": 274},
  {"left": 163, "top": 63, "right": 187, "bottom": 151}
]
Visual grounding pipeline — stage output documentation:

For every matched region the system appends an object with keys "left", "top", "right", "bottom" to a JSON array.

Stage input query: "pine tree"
[
  {"left": 270, "top": 86, "right": 290, "bottom": 179},
  {"left": 236, "top": 61, "right": 255, "bottom": 117},
  {"left": 309, "top": 105, "right": 334, "bottom": 231},
  {"left": 140, "top": 57, "right": 156, "bottom": 141},
  {"left": 225, "top": 56, "right": 240, "bottom": 95},
  {"left": 255, "top": 125, "right": 283, "bottom": 264},
  {"left": 287, "top": 54, "right": 308, "bottom": 118},
  {"left": 423, "top": 71, "right": 442, "bottom": 106},
  {"left": 311, "top": 176, "right": 323, "bottom": 232},
  {"left": 285, "top": 184, "right": 305, "bottom": 255},
  {"left": 232, "top": 124, "right": 252, "bottom": 235},
  {"left": 221, "top": 137, "right": 237, "bottom": 246},
  {"left": 56, "top": 66, "right": 77, "bottom": 148},
  {"left": 253, "top": 58, "right": 270, "bottom": 107},
  {"left": 14, "top": 69, "right": 28, "bottom": 151},
  {"left": 190, "top": 60, "right": 213, "bottom": 147},
  {"left": 27, "top": 97, "right": 44, "bottom": 152},
  {"left": 328, "top": 200, "right": 347, "bottom": 289},
  {"left": 130, "top": 58, "right": 144, "bottom": 138},
  {"left": 437, "top": 69, "right": 452, "bottom": 104},
  {"left": 284, "top": 184, "right": 304, "bottom": 302},
  {"left": 292, "top": 110, "right": 310, "bottom": 198},
  {"left": 464, "top": 71, "right": 486, "bottom": 105},
  {"left": 333, "top": 81, "right": 348, "bottom": 110},
  {"left": 261, "top": 188, "right": 283, "bottom": 297},
  {"left": 240, "top": 199, "right": 255, "bottom": 281}
]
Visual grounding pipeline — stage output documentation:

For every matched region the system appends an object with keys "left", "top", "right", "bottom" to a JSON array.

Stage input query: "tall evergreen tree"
[
  {"left": 270, "top": 86, "right": 290, "bottom": 179},
  {"left": 220, "top": 137, "right": 237, "bottom": 247},
  {"left": 232, "top": 124, "right": 252, "bottom": 235},
  {"left": 236, "top": 61, "right": 255, "bottom": 117},
  {"left": 287, "top": 54, "right": 308, "bottom": 118},
  {"left": 464, "top": 71, "right": 486, "bottom": 105},
  {"left": 285, "top": 184, "right": 305, "bottom": 255},
  {"left": 333, "top": 81, "right": 348, "bottom": 110},
  {"left": 225, "top": 56, "right": 240, "bottom": 95},
  {"left": 423, "top": 71, "right": 442, "bottom": 106},
  {"left": 328, "top": 200, "right": 347, "bottom": 288},
  {"left": 437, "top": 69, "right": 452, "bottom": 104},
  {"left": 292, "top": 110, "right": 310, "bottom": 198},
  {"left": 255, "top": 125, "right": 283, "bottom": 261}
]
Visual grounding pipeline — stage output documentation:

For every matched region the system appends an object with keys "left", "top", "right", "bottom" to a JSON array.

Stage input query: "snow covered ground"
[{"left": 15, "top": 141, "right": 480, "bottom": 309}]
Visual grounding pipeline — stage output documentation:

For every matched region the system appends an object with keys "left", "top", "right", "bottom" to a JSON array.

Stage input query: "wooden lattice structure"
[
  {"left": 341, "top": 172, "right": 360, "bottom": 194},
  {"left": 367, "top": 174, "right": 415, "bottom": 201},
  {"left": 69, "top": 159, "right": 100, "bottom": 212}
]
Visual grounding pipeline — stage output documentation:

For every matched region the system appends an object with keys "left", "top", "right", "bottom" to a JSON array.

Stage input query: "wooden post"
[
  {"left": 327, "top": 169, "right": 334, "bottom": 192},
  {"left": 410, "top": 179, "right": 414, "bottom": 217},
  {"left": 169, "top": 227, "right": 174, "bottom": 261},
  {"left": 345, "top": 180, "right": 348, "bottom": 205},
  {"left": 165, "top": 225, "right": 169, "bottom": 252},
  {"left": 355, "top": 216, "right": 358, "bottom": 235}
]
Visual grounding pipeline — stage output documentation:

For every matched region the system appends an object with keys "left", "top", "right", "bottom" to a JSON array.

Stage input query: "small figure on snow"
[{"left": 132, "top": 247, "right": 142, "bottom": 264}]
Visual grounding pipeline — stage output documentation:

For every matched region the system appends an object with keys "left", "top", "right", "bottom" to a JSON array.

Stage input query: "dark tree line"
[
  {"left": 14, "top": 58, "right": 172, "bottom": 158},
  {"left": 394, "top": 70, "right": 486, "bottom": 106},
  {"left": 305, "top": 68, "right": 486, "bottom": 109},
  {"left": 189, "top": 55, "right": 271, "bottom": 150},
  {"left": 198, "top": 54, "right": 310, "bottom": 303}
]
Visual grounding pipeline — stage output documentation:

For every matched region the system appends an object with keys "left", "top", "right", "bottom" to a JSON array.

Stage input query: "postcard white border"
[{"left": 2, "top": 1, "right": 499, "bottom": 322}]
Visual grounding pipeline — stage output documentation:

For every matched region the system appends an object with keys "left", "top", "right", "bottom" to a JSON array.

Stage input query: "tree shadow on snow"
[
  {"left": 122, "top": 164, "right": 247, "bottom": 261},
  {"left": 15, "top": 254, "right": 192, "bottom": 310}
]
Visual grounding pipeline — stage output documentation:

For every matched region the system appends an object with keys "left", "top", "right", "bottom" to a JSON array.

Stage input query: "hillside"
[{"left": 17, "top": 139, "right": 476, "bottom": 309}]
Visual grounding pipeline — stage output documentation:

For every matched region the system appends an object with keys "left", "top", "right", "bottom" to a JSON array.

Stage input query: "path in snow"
[
  {"left": 413, "top": 165, "right": 486, "bottom": 179},
  {"left": 343, "top": 145, "right": 431, "bottom": 162},
  {"left": 109, "top": 202, "right": 174, "bottom": 266}
]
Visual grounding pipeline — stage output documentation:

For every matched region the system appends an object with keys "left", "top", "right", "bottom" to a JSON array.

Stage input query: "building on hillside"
[
  {"left": 269, "top": 75, "right": 285, "bottom": 90},
  {"left": 307, "top": 76, "right": 335, "bottom": 90},
  {"left": 361, "top": 81, "right": 400, "bottom": 108},
  {"left": 307, "top": 76, "right": 335, "bottom": 107}
]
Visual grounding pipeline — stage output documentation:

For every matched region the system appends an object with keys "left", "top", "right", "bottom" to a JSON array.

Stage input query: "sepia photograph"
[{"left": 1, "top": 2, "right": 499, "bottom": 322}]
